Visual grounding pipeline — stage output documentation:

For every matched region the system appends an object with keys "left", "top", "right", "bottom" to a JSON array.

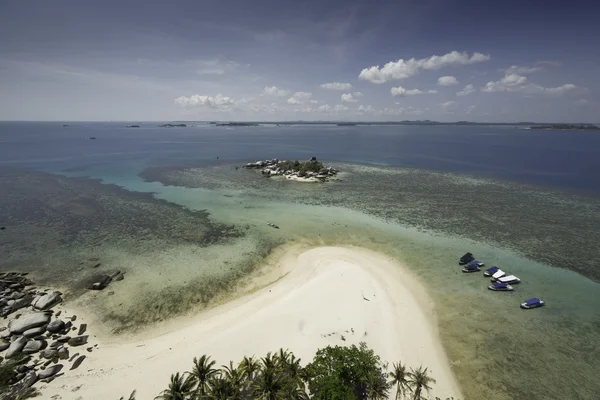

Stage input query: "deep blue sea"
[{"left": 1, "top": 122, "right": 600, "bottom": 195}]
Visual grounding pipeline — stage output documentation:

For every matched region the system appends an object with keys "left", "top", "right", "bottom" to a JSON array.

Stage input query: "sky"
[{"left": 1, "top": 0, "right": 599, "bottom": 122}]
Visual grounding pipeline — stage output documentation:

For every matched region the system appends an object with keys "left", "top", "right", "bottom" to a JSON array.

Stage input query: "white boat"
[
  {"left": 491, "top": 269, "right": 506, "bottom": 280},
  {"left": 494, "top": 275, "right": 521, "bottom": 284}
]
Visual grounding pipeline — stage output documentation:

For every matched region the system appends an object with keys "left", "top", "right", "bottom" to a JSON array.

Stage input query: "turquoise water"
[{"left": 1, "top": 123, "right": 600, "bottom": 399}]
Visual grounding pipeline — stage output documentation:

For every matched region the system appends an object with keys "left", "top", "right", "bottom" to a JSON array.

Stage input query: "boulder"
[
  {"left": 9, "top": 312, "right": 51, "bottom": 334},
  {"left": 77, "top": 323, "right": 87, "bottom": 336},
  {"left": 5, "top": 336, "right": 28, "bottom": 358},
  {"left": 32, "top": 292, "right": 62, "bottom": 310},
  {"left": 41, "top": 348, "right": 58, "bottom": 359},
  {"left": 0, "top": 338, "right": 9, "bottom": 351},
  {"left": 68, "top": 335, "right": 88, "bottom": 347},
  {"left": 57, "top": 347, "right": 69, "bottom": 360},
  {"left": 22, "top": 339, "right": 46, "bottom": 354},
  {"left": 47, "top": 319, "right": 66, "bottom": 334},
  {"left": 38, "top": 364, "right": 63, "bottom": 379},
  {"left": 70, "top": 355, "right": 86, "bottom": 370},
  {"left": 23, "top": 326, "right": 47, "bottom": 338}
]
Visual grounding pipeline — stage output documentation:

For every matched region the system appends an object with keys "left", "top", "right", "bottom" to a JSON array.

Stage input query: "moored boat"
[
  {"left": 493, "top": 275, "right": 521, "bottom": 284},
  {"left": 490, "top": 269, "right": 506, "bottom": 280},
  {"left": 521, "top": 298, "right": 545, "bottom": 309},
  {"left": 459, "top": 252, "right": 475, "bottom": 265},
  {"left": 487, "top": 282, "right": 514, "bottom": 291},
  {"left": 484, "top": 266, "right": 500, "bottom": 277},
  {"left": 462, "top": 262, "right": 481, "bottom": 273}
]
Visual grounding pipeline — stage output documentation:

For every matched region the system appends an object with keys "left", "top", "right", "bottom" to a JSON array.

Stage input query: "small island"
[
  {"left": 243, "top": 156, "right": 338, "bottom": 182},
  {"left": 126, "top": 124, "right": 140, "bottom": 128},
  {"left": 529, "top": 124, "right": 600, "bottom": 130},
  {"left": 216, "top": 122, "right": 259, "bottom": 127},
  {"left": 159, "top": 123, "right": 187, "bottom": 128}
]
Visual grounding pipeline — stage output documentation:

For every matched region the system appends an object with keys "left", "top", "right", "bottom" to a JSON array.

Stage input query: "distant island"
[
  {"left": 216, "top": 122, "right": 259, "bottom": 127},
  {"left": 159, "top": 123, "right": 187, "bottom": 128},
  {"left": 529, "top": 124, "right": 600, "bottom": 130},
  {"left": 243, "top": 156, "right": 338, "bottom": 182}
]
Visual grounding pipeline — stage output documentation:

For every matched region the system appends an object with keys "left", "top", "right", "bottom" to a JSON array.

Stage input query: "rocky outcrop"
[
  {"left": 243, "top": 157, "right": 339, "bottom": 182},
  {"left": 9, "top": 312, "right": 51, "bottom": 334},
  {"left": 5, "top": 336, "right": 28, "bottom": 358},
  {"left": 31, "top": 291, "right": 62, "bottom": 310}
]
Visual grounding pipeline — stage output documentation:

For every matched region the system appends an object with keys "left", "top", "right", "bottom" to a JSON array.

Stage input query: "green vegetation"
[
  {"left": 149, "top": 343, "right": 452, "bottom": 400},
  {"left": 278, "top": 159, "right": 325, "bottom": 173},
  {"left": 0, "top": 356, "right": 41, "bottom": 399}
]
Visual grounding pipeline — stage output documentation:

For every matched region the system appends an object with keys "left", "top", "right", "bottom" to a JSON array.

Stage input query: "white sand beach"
[{"left": 42, "top": 246, "right": 462, "bottom": 399}]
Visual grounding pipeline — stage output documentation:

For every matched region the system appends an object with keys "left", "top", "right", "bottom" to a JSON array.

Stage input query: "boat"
[
  {"left": 461, "top": 263, "right": 481, "bottom": 273},
  {"left": 458, "top": 252, "right": 475, "bottom": 265},
  {"left": 267, "top": 222, "right": 279, "bottom": 229},
  {"left": 493, "top": 275, "right": 521, "bottom": 284},
  {"left": 490, "top": 269, "right": 506, "bottom": 280},
  {"left": 483, "top": 266, "right": 500, "bottom": 277},
  {"left": 521, "top": 298, "right": 545, "bottom": 309},
  {"left": 487, "top": 282, "right": 514, "bottom": 291}
]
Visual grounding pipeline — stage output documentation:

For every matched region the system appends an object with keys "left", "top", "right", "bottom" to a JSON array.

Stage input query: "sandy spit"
[{"left": 42, "top": 246, "right": 462, "bottom": 399}]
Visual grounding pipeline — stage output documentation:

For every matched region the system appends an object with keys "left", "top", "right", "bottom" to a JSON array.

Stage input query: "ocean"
[{"left": 1, "top": 122, "right": 599, "bottom": 399}]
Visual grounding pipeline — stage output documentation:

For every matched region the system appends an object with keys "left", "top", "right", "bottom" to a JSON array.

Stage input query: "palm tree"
[
  {"left": 154, "top": 372, "right": 195, "bottom": 400},
  {"left": 222, "top": 361, "right": 244, "bottom": 392},
  {"left": 206, "top": 374, "right": 238, "bottom": 400},
  {"left": 239, "top": 355, "right": 260, "bottom": 381},
  {"left": 252, "top": 353, "right": 287, "bottom": 400},
  {"left": 275, "top": 348, "right": 291, "bottom": 366},
  {"left": 367, "top": 373, "right": 390, "bottom": 400},
  {"left": 389, "top": 362, "right": 410, "bottom": 400},
  {"left": 408, "top": 367, "right": 436, "bottom": 400},
  {"left": 190, "top": 355, "right": 217, "bottom": 398}
]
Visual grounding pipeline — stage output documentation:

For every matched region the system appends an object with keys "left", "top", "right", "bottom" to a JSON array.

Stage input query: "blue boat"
[
  {"left": 487, "top": 282, "right": 514, "bottom": 291},
  {"left": 458, "top": 252, "right": 475, "bottom": 265},
  {"left": 484, "top": 266, "right": 500, "bottom": 277},
  {"left": 461, "top": 261, "right": 481, "bottom": 273},
  {"left": 521, "top": 298, "right": 545, "bottom": 309}
]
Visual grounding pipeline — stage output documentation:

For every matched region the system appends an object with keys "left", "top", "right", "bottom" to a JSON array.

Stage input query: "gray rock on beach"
[
  {"left": 31, "top": 291, "right": 62, "bottom": 310},
  {"left": 47, "top": 319, "right": 66, "bottom": 333},
  {"left": 9, "top": 312, "right": 51, "bottom": 334},
  {"left": 68, "top": 335, "right": 88, "bottom": 347},
  {"left": 22, "top": 339, "right": 46, "bottom": 354},
  {"left": 0, "top": 338, "right": 9, "bottom": 351},
  {"left": 38, "top": 364, "right": 63, "bottom": 379},
  {"left": 41, "top": 348, "right": 58, "bottom": 359},
  {"left": 5, "top": 336, "right": 28, "bottom": 358},
  {"left": 23, "top": 326, "right": 47, "bottom": 338}
]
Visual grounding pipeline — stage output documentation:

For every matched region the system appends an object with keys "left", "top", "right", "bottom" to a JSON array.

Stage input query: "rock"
[
  {"left": 113, "top": 273, "right": 124, "bottom": 281},
  {"left": 57, "top": 335, "right": 71, "bottom": 343},
  {"left": 57, "top": 347, "right": 69, "bottom": 360},
  {"left": 55, "top": 310, "right": 62, "bottom": 317},
  {"left": 22, "top": 339, "right": 46, "bottom": 354},
  {"left": 69, "top": 352, "right": 80, "bottom": 362},
  {"left": 32, "top": 292, "right": 62, "bottom": 310},
  {"left": 38, "top": 364, "right": 63, "bottom": 379},
  {"left": 47, "top": 319, "right": 66, "bottom": 334},
  {"left": 23, "top": 326, "right": 47, "bottom": 338},
  {"left": 0, "top": 338, "right": 9, "bottom": 351},
  {"left": 71, "top": 315, "right": 77, "bottom": 322},
  {"left": 86, "top": 347, "right": 93, "bottom": 352},
  {"left": 0, "top": 329, "right": 10, "bottom": 339},
  {"left": 20, "top": 371, "right": 38, "bottom": 389},
  {"left": 8, "top": 312, "right": 50, "bottom": 334},
  {"left": 77, "top": 324, "right": 87, "bottom": 336},
  {"left": 70, "top": 355, "right": 86, "bottom": 370},
  {"left": 41, "top": 349, "right": 58, "bottom": 359},
  {"left": 67, "top": 336, "right": 88, "bottom": 347},
  {"left": 5, "top": 336, "right": 28, "bottom": 358}
]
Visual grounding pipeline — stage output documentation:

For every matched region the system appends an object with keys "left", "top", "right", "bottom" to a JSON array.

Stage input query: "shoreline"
[{"left": 41, "top": 245, "right": 462, "bottom": 399}]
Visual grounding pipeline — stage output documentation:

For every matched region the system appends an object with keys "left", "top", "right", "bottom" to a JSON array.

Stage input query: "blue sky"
[{"left": 1, "top": 0, "right": 598, "bottom": 122}]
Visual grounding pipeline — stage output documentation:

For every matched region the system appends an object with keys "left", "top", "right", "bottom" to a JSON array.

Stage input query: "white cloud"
[
  {"left": 390, "top": 86, "right": 436, "bottom": 97},
  {"left": 318, "top": 104, "right": 332, "bottom": 112},
  {"left": 309, "top": 99, "right": 319, "bottom": 104},
  {"left": 501, "top": 73, "right": 528, "bottom": 86},
  {"left": 543, "top": 84, "right": 579, "bottom": 95},
  {"left": 359, "top": 51, "right": 490, "bottom": 84},
  {"left": 341, "top": 92, "right": 363, "bottom": 103},
  {"left": 440, "top": 100, "right": 457, "bottom": 112},
  {"left": 465, "top": 105, "right": 476, "bottom": 115},
  {"left": 456, "top": 84, "right": 476, "bottom": 96},
  {"left": 438, "top": 76, "right": 459, "bottom": 86},
  {"left": 502, "top": 65, "right": 543, "bottom": 75},
  {"left": 334, "top": 104, "right": 348, "bottom": 112},
  {"left": 576, "top": 98, "right": 590, "bottom": 106},
  {"left": 262, "top": 86, "right": 291, "bottom": 96},
  {"left": 287, "top": 91, "right": 313, "bottom": 104},
  {"left": 482, "top": 72, "right": 584, "bottom": 95},
  {"left": 320, "top": 82, "right": 352, "bottom": 90},
  {"left": 357, "top": 105, "right": 376, "bottom": 114},
  {"left": 174, "top": 93, "right": 235, "bottom": 109}
]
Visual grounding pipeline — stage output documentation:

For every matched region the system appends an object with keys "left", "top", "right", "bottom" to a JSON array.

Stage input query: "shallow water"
[{"left": 1, "top": 123, "right": 600, "bottom": 399}]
